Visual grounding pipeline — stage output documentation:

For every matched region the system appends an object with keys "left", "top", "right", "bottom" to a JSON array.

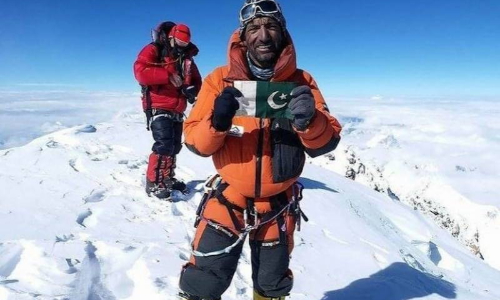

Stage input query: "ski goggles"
[
  {"left": 239, "top": 0, "right": 282, "bottom": 24},
  {"left": 151, "top": 28, "right": 161, "bottom": 43}
]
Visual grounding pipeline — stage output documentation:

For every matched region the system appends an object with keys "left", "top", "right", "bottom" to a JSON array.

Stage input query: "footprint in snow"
[
  {"left": 171, "top": 202, "right": 185, "bottom": 216},
  {"left": 69, "top": 159, "right": 79, "bottom": 172},
  {"left": 55, "top": 234, "right": 75, "bottom": 243},
  {"left": 69, "top": 242, "right": 115, "bottom": 300},
  {"left": 85, "top": 144, "right": 113, "bottom": 161},
  {"left": 83, "top": 189, "right": 106, "bottom": 204},
  {"left": 69, "top": 158, "right": 87, "bottom": 173},
  {"left": 111, "top": 172, "right": 139, "bottom": 185},
  {"left": 76, "top": 209, "right": 93, "bottom": 227},
  {"left": 119, "top": 159, "right": 147, "bottom": 170},
  {"left": 154, "top": 277, "right": 168, "bottom": 289},
  {"left": 65, "top": 258, "right": 81, "bottom": 274},
  {"left": 178, "top": 251, "right": 190, "bottom": 261},
  {"left": 45, "top": 140, "right": 60, "bottom": 149},
  {"left": 123, "top": 246, "right": 137, "bottom": 253}
]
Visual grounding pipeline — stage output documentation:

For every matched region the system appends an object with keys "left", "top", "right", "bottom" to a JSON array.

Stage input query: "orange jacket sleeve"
[
  {"left": 294, "top": 71, "right": 342, "bottom": 157},
  {"left": 183, "top": 68, "right": 228, "bottom": 157}
]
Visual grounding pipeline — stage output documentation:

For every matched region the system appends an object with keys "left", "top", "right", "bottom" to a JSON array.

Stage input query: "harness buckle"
[
  {"left": 203, "top": 173, "right": 222, "bottom": 193},
  {"left": 292, "top": 182, "right": 307, "bottom": 231},
  {"left": 245, "top": 198, "right": 258, "bottom": 229}
]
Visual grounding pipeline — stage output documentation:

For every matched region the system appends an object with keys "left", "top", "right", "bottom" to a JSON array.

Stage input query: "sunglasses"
[{"left": 239, "top": 0, "right": 281, "bottom": 23}]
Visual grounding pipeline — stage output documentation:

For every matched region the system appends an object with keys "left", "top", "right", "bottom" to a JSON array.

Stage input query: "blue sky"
[{"left": 0, "top": 0, "right": 499, "bottom": 98}]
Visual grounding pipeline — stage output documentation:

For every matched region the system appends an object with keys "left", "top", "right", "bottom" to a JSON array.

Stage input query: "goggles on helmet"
[
  {"left": 239, "top": 0, "right": 281, "bottom": 24},
  {"left": 151, "top": 29, "right": 161, "bottom": 43}
]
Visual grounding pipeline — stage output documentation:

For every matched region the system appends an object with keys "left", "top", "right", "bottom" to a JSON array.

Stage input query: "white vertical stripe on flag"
[{"left": 234, "top": 81, "right": 257, "bottom": 117}]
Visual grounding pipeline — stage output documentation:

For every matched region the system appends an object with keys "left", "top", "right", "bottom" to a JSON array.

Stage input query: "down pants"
[
  {"left": 179, "top": 184, "right": 296, "bottom": 300},
  {"left": 150, "top": 113, "right": 183, "bottom": 156},
  {"left": 146, "top": 112, "right": 183, "bottom": 183}
]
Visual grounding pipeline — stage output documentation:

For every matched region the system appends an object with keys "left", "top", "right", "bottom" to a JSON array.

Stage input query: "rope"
[{"left": 192, "top": 190, "right": 297, "bottom": 257}]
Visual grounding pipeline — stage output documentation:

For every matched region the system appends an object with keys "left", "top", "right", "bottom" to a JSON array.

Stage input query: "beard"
[{"left": 248, "top": 51, "right": 277, "bottom": 68}]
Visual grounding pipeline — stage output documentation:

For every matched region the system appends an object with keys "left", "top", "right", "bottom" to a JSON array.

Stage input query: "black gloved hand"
[
  {"left": 182, "top": 85, "right": 198, "bottom": 104},
  {"left": 289, "top": 85, "right": 316, "bottom": 131},
  {"left": 212, "top": 87, "right": 242, "bottom": 132}
]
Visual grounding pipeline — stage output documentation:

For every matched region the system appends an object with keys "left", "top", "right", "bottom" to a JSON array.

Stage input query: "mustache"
[{"left": 255, "top": 42, "right": 276, "bottom": 48}]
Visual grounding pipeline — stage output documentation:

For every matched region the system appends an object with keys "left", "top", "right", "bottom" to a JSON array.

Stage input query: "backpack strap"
[
  {"left": 141, "top": 85, "right": 153, "bottom": 130},
  {"left": 142, "top": 41, "right": 171, "bottom": 131}
]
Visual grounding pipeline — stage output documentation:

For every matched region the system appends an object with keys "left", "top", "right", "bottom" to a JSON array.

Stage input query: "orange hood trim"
[{"left": 225, "top": 29, "right": 298, "bottom": 82}]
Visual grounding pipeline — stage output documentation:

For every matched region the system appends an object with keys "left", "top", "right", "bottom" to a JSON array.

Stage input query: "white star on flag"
[{"left": 279, "top": 93, "right": 287, "bottom": 100}]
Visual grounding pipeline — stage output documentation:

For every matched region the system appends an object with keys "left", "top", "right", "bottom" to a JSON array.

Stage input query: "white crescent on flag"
[{"left": 267, "top": 91, "right": 287, "bottom": 110}]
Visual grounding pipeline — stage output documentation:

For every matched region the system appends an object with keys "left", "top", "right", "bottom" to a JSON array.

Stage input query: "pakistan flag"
[{"left": 233, "top": 81, "right": 297, "bottom": 119}]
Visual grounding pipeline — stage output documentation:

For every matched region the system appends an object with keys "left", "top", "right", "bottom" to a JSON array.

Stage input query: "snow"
[
  {"left": 1, "top": 104, "right": 500, "bottom": 299},
  {"left": 313, "top": 97, "right": 500, "bottom": 271}
]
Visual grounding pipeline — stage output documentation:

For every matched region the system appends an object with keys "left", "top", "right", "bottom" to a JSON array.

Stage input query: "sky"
[{"left": 0, "top": 0, "right": 499, "bottom": 98}]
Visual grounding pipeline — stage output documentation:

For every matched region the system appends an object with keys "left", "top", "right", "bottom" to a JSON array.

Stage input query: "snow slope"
[
  {"left": 1, "top": 108, "right": 499, "bottom": 300},
  {"left": 312, "top": 97, "right": 500, "bottom": 271}
]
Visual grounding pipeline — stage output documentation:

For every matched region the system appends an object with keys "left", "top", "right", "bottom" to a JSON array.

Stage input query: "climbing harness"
[{"left": 191, "top": 175, "right": 308, "bottom": 257}]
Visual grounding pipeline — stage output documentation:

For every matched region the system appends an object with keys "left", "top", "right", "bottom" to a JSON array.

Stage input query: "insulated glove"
[
  {"left": 182, "top": 85, "right": 198, "bottom": 104},
  {"left": 212, "top": 87, "right": 242, "bottom": 132},
  {"left": 289, "top": 85, "right": 316, "bottom": 131},
  {"left": 169, "top": 73, "right": 183, "bottom": 88}
]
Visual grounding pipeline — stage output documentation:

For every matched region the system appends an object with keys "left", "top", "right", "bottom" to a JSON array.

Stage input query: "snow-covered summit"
[{"left": 1, "top": 109, "right": 499, "bottom": 299}]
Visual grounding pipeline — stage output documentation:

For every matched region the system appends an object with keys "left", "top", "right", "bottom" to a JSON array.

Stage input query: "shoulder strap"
[{"left": 141, "top": 85, "right": 153, "bottom": 131}]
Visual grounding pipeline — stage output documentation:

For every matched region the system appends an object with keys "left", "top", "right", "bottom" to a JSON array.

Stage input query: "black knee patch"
[
  {"left": 251, "top": 241, "right": 293, "bottom": 297},
  {"left": 180, "top": 224, "right": 243, "bottom": 299},
  {"left": 151, "top": 116, "right": 177, "bottom": 155}
]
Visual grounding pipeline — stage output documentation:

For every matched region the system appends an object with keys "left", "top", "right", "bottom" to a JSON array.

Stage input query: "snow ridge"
[{"left": 311, "top": 101, "right": 500, "bottom": 270}]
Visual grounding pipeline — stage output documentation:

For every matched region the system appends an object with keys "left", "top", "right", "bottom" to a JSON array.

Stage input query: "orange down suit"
[{"left": 178, "top": 31, "right": 342, "bottom": 299}]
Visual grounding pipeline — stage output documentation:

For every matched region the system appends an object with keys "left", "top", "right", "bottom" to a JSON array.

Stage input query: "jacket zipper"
[{"left": 255, "top": 118, "right": 264, "bottom": 198}]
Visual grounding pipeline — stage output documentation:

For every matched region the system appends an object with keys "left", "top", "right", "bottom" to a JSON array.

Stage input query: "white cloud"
[
  {"left": 15, "top": 83, "right": 83, "bottom": 87},
  {"left": 0, "top": 90, "right": 139, "bottom": 149}
]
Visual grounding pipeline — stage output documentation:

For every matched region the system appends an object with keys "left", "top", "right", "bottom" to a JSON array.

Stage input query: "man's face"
[{"left": 243, "top": 17, "right": 283, "bottom": 68}]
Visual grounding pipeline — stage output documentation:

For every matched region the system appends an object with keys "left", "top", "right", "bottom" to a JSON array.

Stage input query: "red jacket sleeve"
[
  {"left": 184, "top": 67, "right": 228, "bottom": 157},
  {"left": 133, "top": 44, "right": 171, "bottom": 86}
]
